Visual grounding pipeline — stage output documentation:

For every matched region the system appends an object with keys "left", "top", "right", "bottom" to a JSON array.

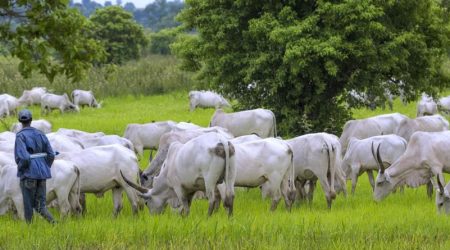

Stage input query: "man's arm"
[{"left": 14, "top": 134, "right": 30, "bottom": 171}]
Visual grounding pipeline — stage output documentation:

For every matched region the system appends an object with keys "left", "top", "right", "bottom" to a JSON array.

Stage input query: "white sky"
[{"left": 73, "top": 0, "right": 154, "bottom": 9}]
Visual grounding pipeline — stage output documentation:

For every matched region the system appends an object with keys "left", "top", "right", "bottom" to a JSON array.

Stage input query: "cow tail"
[
  {"left": 221, "top": 137, "right": 235, "bottom": 215},
  {"left": 286, "top": 144, "right": 297, "bottom": 203},
  {"left": 324, "top": 140, "right": 336, "bottom": 199}
]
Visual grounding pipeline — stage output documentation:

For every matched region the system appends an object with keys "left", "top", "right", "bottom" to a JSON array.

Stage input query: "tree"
[
  {"left": 173, "top": 0, "right": 450, "bottom": 136},
  {"left": 0, "top": 0, "right": 105, "bottom": 81},
  {"left": 90, "top": 6, "right": 148, "bottom": 64},
  {"left": 148, "top": 28, "right": 179, "bottom": 55}
]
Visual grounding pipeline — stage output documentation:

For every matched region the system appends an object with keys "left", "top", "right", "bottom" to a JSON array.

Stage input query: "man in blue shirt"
[{"left": 14, "top": 109, "right": 56, "bottom": 224}]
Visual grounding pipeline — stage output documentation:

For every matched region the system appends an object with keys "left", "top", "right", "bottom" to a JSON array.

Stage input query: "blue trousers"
[{"left": 20, "top": 179, "right": 55, "bottom": 224}]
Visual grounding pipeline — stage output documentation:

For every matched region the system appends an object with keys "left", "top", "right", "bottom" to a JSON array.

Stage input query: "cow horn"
[
  {"left": 371, "top": 142, "right": 385, "bottom": 174},
  {"left": 437, "top": 176, "right": 445, "bottom": 195},
  {"left": 120, "top": 170, "right": 149, "bottom": 194}
]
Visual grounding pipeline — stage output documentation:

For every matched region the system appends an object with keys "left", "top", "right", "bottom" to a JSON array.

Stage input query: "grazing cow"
[
  {"left": 342, "top": 135, "right": 407, "bottom": 194},
  {"left": 122, "top": 133, "right": 236, "bottom": 216},
  {"left": 210, "top": 108, "right": 277, "bottom": 138},
  {"left": 189, "top": 90, "right": 231, "bottom": 112},
  {"left": 11, "top": 119, "right": 52, "bottom": 134},
  {"left": 395, "top": 115, "right": 449, "bottom": 141},
  {"left": 340, "top": 113, "right": 408, "bottom": 155},
  {"left": 123, "top": 121, "right": 176, "bottom": 159},
  {"left": 0, "top": 94, "right": 20, "bottom": 116},
  {"left": 287, "top": 133, "right": 344, "bottom": 208},
  {"left": 140, "top": 128, "right": 234, "bottom": 187},
  {"left": 41, "top": 93, "right": 79, "bottom": 114},
  {"left": 373, "top": 131, "right": 450, "bottom": 201},
  {"left": 0, "top": 160, "right": 81, "bottom": 219},
  {"left": 56, "top": 145, "right": 141, "bottom": 216},
  {"left": 71, "top": 89, "right": 101, "bottom": 108},
  {"left": 18, "top": 87, "right": 48, "bottom": 106},
  {"left": 417, "top": 93, "right": 438, "bottom": 117},
  {"left": 217, "top": 138, "right": 296, "bottom": 211}
]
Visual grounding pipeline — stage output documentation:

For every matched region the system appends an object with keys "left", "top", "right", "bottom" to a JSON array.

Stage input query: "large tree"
[
  {"left": 0, "top": 0, "right": 105, "bottom": 81},
  {"left": 90, "top": 6, "right": 148, "bottom": 64},
  {"left": 173, "top": 0, "right": 450, "bottom": 136}
]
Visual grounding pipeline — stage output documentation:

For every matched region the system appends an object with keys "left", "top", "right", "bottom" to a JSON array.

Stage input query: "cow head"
[
  {"left": 372, "top": 142, "right": 394, "bottom": 201},
  {"left": 121, "top": 170, "right": 174, "bottom": 215},
  {"left": 436, "top": 177, "right": 450, "bottom": 214}
]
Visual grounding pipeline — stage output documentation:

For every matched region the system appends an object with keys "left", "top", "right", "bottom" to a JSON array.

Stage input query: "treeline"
[{"left": 69, "top": 0, "right": 184, "bottom": 32}]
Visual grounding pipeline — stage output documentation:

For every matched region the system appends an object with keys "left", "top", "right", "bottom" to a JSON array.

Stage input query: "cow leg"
[
  {"left": 318, "top": 177, "right": 334, "bottom": 209},
  {"left": 135, "top": 145, "right": 144, "bottom": 161},
  {"left": 68, "top": 190, "right": 82, "bottom": 216},
  {"left": 295, "top": 180, "right": 307, "bottom": 203},
  {"left": 112, "top": 187, "right": 123, "bottom": 217},
  {"left": 149, "top": 150, "right": 153, "bottom": 162},
  {"left": 367, "top": 170, "right": 375, "bottom": 191},
  {"left": 122, "top": 186, "right": 139, "bottom": 215},
  {"left": 350, "top": 170, "right": 359, "bottom": 195},
  {"left": 306, "top": 180, "right": 316, "bottom": 204},
  {"left": 173, "top": 186, "right": 190, "bottom": 216},
  {"left": 55, "top": 191, "right": 71, "bottom": 219},
  {"left": 79, "top": 193, "right": 87, "bottom": 215},
  {"left": 12, "top": 196, "right": 25, "bottom": 220},
  {"left": 427, "top": 181, "right": 434, "bottom": 199}
]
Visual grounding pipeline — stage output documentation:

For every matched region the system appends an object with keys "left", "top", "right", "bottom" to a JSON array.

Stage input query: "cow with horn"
[
  {"left": 121, "top": 132, "right": 236, "bottom": 217},
  {"left": 372, "top": 131, "right": 450, "bottom": 201}
]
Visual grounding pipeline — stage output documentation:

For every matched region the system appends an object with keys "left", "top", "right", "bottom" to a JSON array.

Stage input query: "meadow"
[{"left": 1, "top": 92, "right": 450, "bottom": 249}]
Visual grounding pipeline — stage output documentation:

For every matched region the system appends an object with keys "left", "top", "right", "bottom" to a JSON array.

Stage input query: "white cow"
[
  {"left": 287, "top": 133, "right": 344, "bottom": 208},
  {"left": 217, "top": 138, "right": 296, "bottom": 211},
  {"left": 189, "top": 90, "right": 230, "bottom": 112},
  {"left": 41, "top": 93, "right": 79, "bottom": 114},
  {"left": 340, "top": 113, "right": 408, "bottom": 155},
  {"left": 0, "top": 152, "right": 14, "bottom": 167},
  {"left": 395, "top": 115, "right": 449, "bottom": 141},
  {"left": 230, "top": 134, "right": 262, "bottom": 144},
  {"left": 0, "top": 94, "right": 20, "bottom": 116},
  {"left": 373, "top": 131, "right": 450, "bottom": 201},
  {"left": 170, "top": 122, "right": 203, "bottom": 131},
  {"left": 0, "top": 160, "right": 81, "bottom": 219},
  {"left": 56, "top": 144, "right": 141, "bottom": 216},
  {"left": 46, "top": 133, "right": 84, "bottom": 153},
  {"left": 141, "top": 128, "right": 234, "bottom": 187},
  {"left": 342, "top": 135, "right": 407, "bottom": 194},
  {"left": 122, "top": 132, "right": 236, "bottom": 216},
  {"left": 71, "top": 89, "right": 101, "bottom": 108},
  {"left": 0, "top": 141, "right": 14, "bottom": 153},
  {"left": 0, "top": 131, "right": 15, "bottom": 142},
  {"left": 123, "top": 121, "right": 176, "bottom": 159},
  {"left": 18, "top": 87, "right": 48, "bottom": 106},
  {"left": 11, "top": 119, "right": 52, "bottom": 134},
  {"left": 417, "top": 93, "right": 438, "bottom": 117},
  {"left": 210, "top": 109, "right": 277, "bottom": 138}
]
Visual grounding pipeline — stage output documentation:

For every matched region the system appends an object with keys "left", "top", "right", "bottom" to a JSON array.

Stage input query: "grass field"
[{"left": 1, "top": 92, "right": 450, "bottom": 249}]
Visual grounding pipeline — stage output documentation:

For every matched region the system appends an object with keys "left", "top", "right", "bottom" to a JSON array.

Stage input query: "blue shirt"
[{"left": 14, "top": 127, "right": 55, "bottom": 180}]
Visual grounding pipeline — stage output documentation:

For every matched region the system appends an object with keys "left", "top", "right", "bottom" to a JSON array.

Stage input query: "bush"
[{"left": 0, "top": 55, "right": 193, "bottom": 97}]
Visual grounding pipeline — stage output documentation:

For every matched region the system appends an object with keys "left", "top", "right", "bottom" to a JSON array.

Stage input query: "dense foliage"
[
  {"left": 174, "top": 0, "right": 450, "bottom": 136},
  {"left": 0, "top": 0, "right": 105, "bottom": 81},
  {"left": 90, "top": 6, "right": 148, "bottom": 64},
  {"left": 147, "top": 28, "right": 179, "bottom": 55}
]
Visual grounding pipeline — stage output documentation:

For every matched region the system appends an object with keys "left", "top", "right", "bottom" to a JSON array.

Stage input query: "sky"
[{"left": 73, "top": 0, "right": 155, "bottom": 9}]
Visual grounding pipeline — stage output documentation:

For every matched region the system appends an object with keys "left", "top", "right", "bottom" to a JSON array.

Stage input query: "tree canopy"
[
  {"left": 0, "top": 0, "right": 105, "bottom": 81},
  {"left": 90, "top": 6, "right": 148, "bottom": 64},
  {"left": 173, "top": 0, "right": 450, "bottom": 136}
]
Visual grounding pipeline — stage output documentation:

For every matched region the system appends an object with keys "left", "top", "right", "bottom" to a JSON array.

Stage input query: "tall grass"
[
  {"left": 1, "top": 93, "right": 450, "bottom": 249},
  {"left": 0, "top": 55, "right": 193, "bottom": 97}
]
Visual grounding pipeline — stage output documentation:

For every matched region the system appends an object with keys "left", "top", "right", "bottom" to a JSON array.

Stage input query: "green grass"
[{"left": 1, "top": 92, "right": 450, "bottom": 249}]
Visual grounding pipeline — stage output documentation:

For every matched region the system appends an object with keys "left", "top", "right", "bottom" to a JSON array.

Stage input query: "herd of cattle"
[{"left": 2, "top": 88, "right": 450, "bottom": 221}]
